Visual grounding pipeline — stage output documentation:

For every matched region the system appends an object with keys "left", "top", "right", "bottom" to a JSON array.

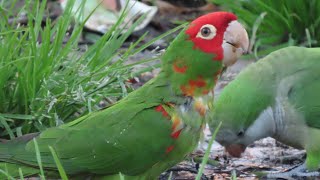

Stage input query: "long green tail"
[
  {"left": 0, "top": 134, "right": 42, "bottom": 178},
  {"left": 0, "top": 162, "right": 40, "bottom": 179}
]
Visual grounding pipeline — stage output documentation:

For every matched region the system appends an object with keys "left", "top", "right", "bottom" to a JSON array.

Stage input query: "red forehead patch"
[{"left": 185, "top": 12, "right": 237, "bottom": 60}]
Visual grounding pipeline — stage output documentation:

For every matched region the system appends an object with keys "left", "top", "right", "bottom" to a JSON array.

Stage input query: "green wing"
[
  {"left": 287, "top": 68, "right": 320, "bottom": 128},
  {"left": 3, "top": 74, "right": 186, "bottom": 176},
  {"left": 284, "top": 48, "right": 320, "bottom": 128}
]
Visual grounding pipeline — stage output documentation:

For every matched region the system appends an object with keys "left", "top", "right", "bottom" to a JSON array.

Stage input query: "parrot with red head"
[{"left": 0, "top": 12, "right": 248, "bottom": 179}]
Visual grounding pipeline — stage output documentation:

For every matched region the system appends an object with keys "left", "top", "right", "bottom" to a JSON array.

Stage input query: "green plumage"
[
  {"left": 0, "top": 69, "right": 204, "bottom": 180},
  {"left": 0, "top": 22, "right": 220, "bottom": 179},
  {"left": 210, "top": 46, "right": 320, "bottom": 172},
  {"left": 162, "top": 32, "right": 221, "bottom": 95},
  {"left": 0, "top": 11, "right": 246, "bottom": 179}
]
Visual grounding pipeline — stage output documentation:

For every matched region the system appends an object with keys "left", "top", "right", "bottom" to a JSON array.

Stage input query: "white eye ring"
[{"left": 196, "top": 24, "right": 217, "bottom": 40}]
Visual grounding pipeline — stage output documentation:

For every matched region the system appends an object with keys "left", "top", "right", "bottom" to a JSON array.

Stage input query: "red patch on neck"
[
  {"left": 180, "top": 76, "right": 208, "bottom": 96},
  {"left": 173, "top": 62, "right": 188, "bottom": 73},
  {"left": 171, "top": 116, "right": 181, "bottom": 131},
  {"left": 185, "top": 12, "right": 237, "bottom": 61},
  {"left": 189, "top": 76, "right": 206, "bottom": 87},
  {"left": 202, "top": 89, "right": 210, "bottom": 94},
  {"left": 180, "top": 85, "right": 195, "bottom": 96},
  {"left": 155, "top": 105, "right": 170, "bottom": 119},
  {"left": 171, "top": 129, "right": 182, "bottom": 139},
  {"left": 166, "top": 145, "right": 175, "bottom": 154}
]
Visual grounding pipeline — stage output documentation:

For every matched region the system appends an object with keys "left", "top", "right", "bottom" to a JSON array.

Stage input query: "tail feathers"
[
  {"left": 0, "top": 132, "right": 40, "bottom": 158},
  {"left": 10, "top": 133, "right": 40, "bottom": 144},
  {"left": 0, "top": 133, "right": 57, "bottom": 179},
  {"left": 0, "top": 162, "right": 40, "bottom": 179},
  {"left": 0, "top": 142, "right": 10, "bottom": 160}
]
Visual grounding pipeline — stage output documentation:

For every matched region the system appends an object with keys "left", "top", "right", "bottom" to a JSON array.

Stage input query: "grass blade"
[
  {"left": 0, "top": 117, "right": 15, "bottom": 139},
  {"left": 0, "top": 164, "right": 15, "bottom": 180},
  {"left": 167, "top": 171, "right": 173, "bottom": 180},
  {"left": 119, "top": 172, "right": 125, "bottom": 180},
  {"left": 49, "top": 146, "right": 68, "bottom": 180},
  {"left": 132, "top": 23, "right": 187, "bottom": 55},
  {"left": 195, "top": 122, "right": 222, "bottom": 180},
  {"left": 18, "top": 168, "right": 24, "bottom": 180},
  {"left": 0, "top": 114, "right": 33, "bottom": 120},
  {"left": 33, "top": 139, "right": 46, "bottom": 180}
]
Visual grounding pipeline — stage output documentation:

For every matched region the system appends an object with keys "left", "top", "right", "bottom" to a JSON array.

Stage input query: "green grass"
[
  {"left": 0, "top": 0, "right": 183, "bottom": 138},
  {"left": 195, "top": 122, "right": 222, "bottom": 180},
  {"left": 212, "top": 0, "right": 320, "bottom": 57},
  {"left": 49, "top": 146, "right": 68, "bottom": 180},
  {"left": 34, "top": 138, "right": 46, "bottom": 180}
]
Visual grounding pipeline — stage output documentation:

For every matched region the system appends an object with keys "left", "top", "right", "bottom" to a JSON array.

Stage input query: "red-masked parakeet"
[{"left": 0, "top": 12, "right": 248, "bottom": 179}]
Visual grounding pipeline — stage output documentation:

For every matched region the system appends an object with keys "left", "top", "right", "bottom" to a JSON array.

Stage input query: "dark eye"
[
  {"left": 201, "top": 27, "right": 211, "bottom": 37},
  {"left": 196, "top": 24, "right": 216, "bottom": 40},
  {"left": 237, "top": 130, "right": 244, "bottom": 137}
]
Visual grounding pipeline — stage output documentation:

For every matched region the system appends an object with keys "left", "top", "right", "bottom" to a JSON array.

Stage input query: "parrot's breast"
[
  {"left": 175, "top": 96, "right": 209, "bottom": 130},
  {"left": 145, "top": 96, "right": 208, "bottom": 178}
]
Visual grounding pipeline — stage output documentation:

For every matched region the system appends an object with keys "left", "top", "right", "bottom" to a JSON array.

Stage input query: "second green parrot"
[{"left": 210, "top": 46, "right": 320, "bottom": 178}]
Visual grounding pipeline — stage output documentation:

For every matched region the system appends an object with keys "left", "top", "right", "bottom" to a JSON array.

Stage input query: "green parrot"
[
  {"left": 209, "top": 46, "right": 320, "bottom": 178},
  {"left": 0, "top": 12, "right": 249, "bottom": 179}
]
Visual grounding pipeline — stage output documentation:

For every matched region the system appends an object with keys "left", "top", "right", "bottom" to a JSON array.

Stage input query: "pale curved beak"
[{"left": 222, "top": 20, "right": 249, "bottom": 66}]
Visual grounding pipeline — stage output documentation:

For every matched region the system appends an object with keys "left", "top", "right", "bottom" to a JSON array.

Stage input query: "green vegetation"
[
  {"left": 0, "top": 0, "right": 180, "bottom": 138},
  {"left": 195, "top": 122, "right": 222, "bottom": 180},
  {"left": 213, "top": 0, "right": 320, "bottom": 57}
]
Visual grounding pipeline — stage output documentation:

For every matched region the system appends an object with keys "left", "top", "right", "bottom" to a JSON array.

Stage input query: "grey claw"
[{"left": 265, "top": 163, "right": 320, "bottom": 179}]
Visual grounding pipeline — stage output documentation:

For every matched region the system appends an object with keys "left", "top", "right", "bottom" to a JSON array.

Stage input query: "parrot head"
[
  {"left": 210, "top": 120, "right": 250, "bottom": 157},
  {"left": 211, "top": 106, "right": 276, "bottom": 157},
  {"left": 163, "top": 12, "right": 249, "bottom": 97},
  {"left": 209, "top": 109, "right": 262, "bottom": 157},
  {"left": 185, "top": 12, "right": 249, "bottom": 66},
  {"left": 209, "top": 71, "right": 275, "bottom": 157}
]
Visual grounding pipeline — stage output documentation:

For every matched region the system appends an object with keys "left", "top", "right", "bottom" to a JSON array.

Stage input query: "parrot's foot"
[
  {"left": 272, "top": 152, "right": 305, "bottom": 164},
  {"left": 160, "top": 162, "right": 209, "bottom": 180},
  {"left": 266, "top": 163, "right": 320, "bottom": 179}
]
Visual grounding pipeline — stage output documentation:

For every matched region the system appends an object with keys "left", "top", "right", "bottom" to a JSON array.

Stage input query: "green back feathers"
[
  {"left": 212, "top": 46, "right": 320, "bottom": 130},
  {"left": 259, "top": 47, "right": 320, "bottom": 128},
  {"left": 284, "top": 48, "right": 320, "bottom": 128},
  {"left": 288, "top": 69, "right": 320, "bottom": 128}
]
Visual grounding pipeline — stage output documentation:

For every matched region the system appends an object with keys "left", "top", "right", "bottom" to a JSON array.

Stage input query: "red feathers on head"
[{"left": 185, "top": 12, "right": 237, "bottom": 60}]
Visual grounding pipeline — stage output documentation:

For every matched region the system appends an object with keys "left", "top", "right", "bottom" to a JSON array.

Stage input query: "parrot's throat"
[
  {"left": 166, "top": 65, "right": 223, "bottom": 98},
  {"left": 161, "top": 32, "right": 223, "bottom": 97},
  {"left": 184, "top": 70, "right": 221, "bottom": 97},
  {"left": 155, "top": 96, "right": 207, "bottom": 155}
]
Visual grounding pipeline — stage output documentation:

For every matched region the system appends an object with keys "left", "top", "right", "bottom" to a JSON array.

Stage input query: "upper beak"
[{"left": 224, "top": 20, "right": 249, "bottom": 54}]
